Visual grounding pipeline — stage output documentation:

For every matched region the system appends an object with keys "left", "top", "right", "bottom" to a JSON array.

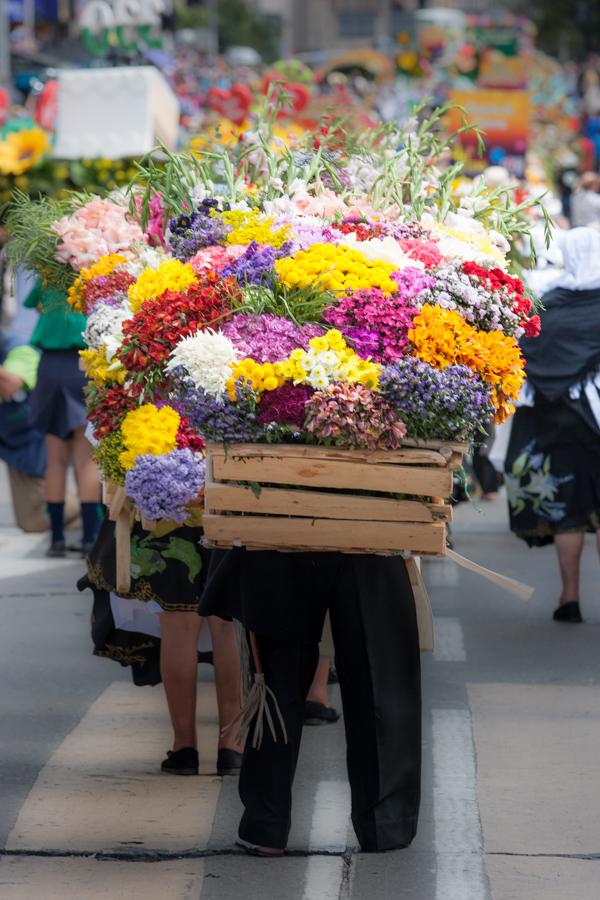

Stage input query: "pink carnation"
[
  {"left": 52, "top": 198, "right": 143, "bottom": 271},
  {"left": 398, "top": 238, "right": 443, "bottom": 269}
]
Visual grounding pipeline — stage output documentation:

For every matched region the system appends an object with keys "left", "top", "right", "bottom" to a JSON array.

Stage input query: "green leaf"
[{"left": 248, "top": 481, "right": 262, "bottom": 500}]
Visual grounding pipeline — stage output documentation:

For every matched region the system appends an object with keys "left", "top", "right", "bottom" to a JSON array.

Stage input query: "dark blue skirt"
[{"left": 29, "top": 349, "right": 87, "bottom": 439}]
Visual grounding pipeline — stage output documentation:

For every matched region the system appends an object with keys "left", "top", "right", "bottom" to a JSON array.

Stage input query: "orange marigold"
[{"left": 408, "top": 305, "right": 524, "bottom": 423}]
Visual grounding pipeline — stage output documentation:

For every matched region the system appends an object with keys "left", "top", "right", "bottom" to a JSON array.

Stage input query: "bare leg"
[
  {"left": 554, "top": 532, "right": 585, "bottom": 605},
  {"left": 159, "top": 611, "right": 203, "bottom": 751},
  {"left": 71, "top": 426, "right": 100, "bottom": 502},
  {"left": 207, "top": 616, "right": 243, "bottom": 751},
  {"left": 44, "top": 434, "right": 71, "bottom": 502},
  {"left": 306, "top": 657, "right": 332, "bottom": 706}
]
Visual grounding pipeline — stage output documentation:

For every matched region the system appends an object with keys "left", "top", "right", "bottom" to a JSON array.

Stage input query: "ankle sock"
[
  {"left": 81, "top": 502, "right": 101, "bottom": 545},
  {"left": 47, "top": 502, "right": 65, "bottom": 543}
]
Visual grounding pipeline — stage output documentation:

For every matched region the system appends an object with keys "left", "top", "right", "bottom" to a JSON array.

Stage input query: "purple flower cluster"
[
  {"left": 221, "top": 313, "right": 323, "bottom": 364},
  {"left": 174, "top": 379, "right": 262, "bottom": 443},
  {"left": 341, "top": 326, "right": 381, "bottom": 360},
  {"left": 418, "top": 264, "right": 523, "bottom": 336},
  {"left": 379, "top": 357, "right": 494, "bottom": 442},
  {"left": 86, "top": 290, "right": 129, "bottom": 315},
  {"left": 390, "top": 266, "right": 436, "bottom": 300},
  {"left": 221, "top": 241, "right": 292, "bottom": 286},
  {"left": 125, "top": 449, "right": 205, "bottom": 524},
  {"left": 258, "top": 383, "right": 313, "bottom": 428},
  {"left": 168, "top": 200, "right": 232, "bottom": 260}
]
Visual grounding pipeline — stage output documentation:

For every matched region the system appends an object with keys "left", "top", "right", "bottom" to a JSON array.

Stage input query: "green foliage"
[
  {"left": 2, "top": 190, "right": 81, "bottom": 291},
  {"left": 236, "top": 282, "right": 338, "bottom": 325}
]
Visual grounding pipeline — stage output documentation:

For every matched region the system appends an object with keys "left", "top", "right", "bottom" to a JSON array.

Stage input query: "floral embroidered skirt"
[{"left": 505, "top": 400, "right": 600, "bottom": 546}]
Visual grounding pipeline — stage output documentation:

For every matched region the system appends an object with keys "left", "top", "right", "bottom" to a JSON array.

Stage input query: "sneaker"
[
  {"left": 161, "top": 746, "right": 199, "bottom": 775},
  {"left": 46, "top": 540, "right": 66, "bottom": 558}
]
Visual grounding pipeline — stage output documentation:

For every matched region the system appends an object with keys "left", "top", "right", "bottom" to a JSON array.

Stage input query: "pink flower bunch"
[
  {"left": 323, "top": 288, "right": 418, "bottom": 364},
  {"left": 398, "top": 238, "right": 443, "bottom": 269},
  {"left": 305, "top": 382, "right": 406, "bottom": 451},
  {"left": 189, "top": 245, "right": 244, "bottom": 276},
  {"left": 222, "top": 313, "right": 323, "bottom": 363},
  {"left": 53, "top": 198, "right": 143, "bottom": 271}
]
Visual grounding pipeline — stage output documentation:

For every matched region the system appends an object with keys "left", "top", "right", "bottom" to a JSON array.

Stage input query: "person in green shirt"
[{"left": 24, "top": 279, "right": 101, "bottom": 557}]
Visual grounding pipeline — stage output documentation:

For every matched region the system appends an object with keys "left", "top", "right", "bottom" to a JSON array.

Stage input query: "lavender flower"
[
  {"left": 380, "top": 358, "right": 494, "bottom": 443},
  {"left": 125, "top": 449, "right": 206, "bottom": 523}
]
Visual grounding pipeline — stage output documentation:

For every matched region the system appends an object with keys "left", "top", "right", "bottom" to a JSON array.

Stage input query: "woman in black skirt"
[
  {"left": 199, "top": 549, "right": 421, "bottom": 855},
  {"left": 506, "top": 227, "right": 600, "bottom": 622},
  {"left": 25, "top": 279, "right": 101, "bottom": 556}
]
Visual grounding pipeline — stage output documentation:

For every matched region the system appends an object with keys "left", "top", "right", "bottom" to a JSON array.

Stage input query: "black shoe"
[
  {"left": 553, "top": 601, "right": 583, "bottom": 623},
  {"left": 304, "top": 700, "right": 340, "bottom": 726},
  {"left": 217, "top": 747, "right": 243, "bottom": 775},
  {"left": 161, "top": 747, "right": 199, "bottom": 775},
  {"left": 46, "top": 540, "right": 66, "bottom": 558}
]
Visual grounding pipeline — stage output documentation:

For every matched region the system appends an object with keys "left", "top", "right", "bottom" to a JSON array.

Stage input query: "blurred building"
[{"left": 252, "top": 0, "right": 422, "bottom": 55}]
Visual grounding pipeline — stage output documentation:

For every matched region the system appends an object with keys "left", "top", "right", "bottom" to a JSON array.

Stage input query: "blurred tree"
[
  {"left": 175, "top": 0, "right": 278, "bottom": 60},
  {"left": 512, "top": 0, "right": 600, "bottom": 58}
]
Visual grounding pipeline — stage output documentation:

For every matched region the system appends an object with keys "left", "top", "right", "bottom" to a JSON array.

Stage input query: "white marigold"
[{"left": 166, "top": 329, "right": 238, "bottom": 397}]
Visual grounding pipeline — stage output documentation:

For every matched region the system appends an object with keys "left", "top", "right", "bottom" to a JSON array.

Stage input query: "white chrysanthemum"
[
  {"left": 83, "top": 305, "right": 132, "bottom": 357},
  {"left": 339, "top": 233, "right": 425, "bottom": 271},
  {"left": 166, "top": 330, "right": 238, "bottom": 397}
]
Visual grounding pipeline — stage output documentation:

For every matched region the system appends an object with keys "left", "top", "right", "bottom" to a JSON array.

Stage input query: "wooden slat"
[
  {"left": 205, "top": 481, "right": 452, "bottom": 522},
  {"left": 210, "top": 454, "right": 453, "bottom": 498},
  {"left": 206, "top": 442, "right": 450, "bottom": 467},
  {"left": 203, "top": 514, "right": 447, "bottom": 555}
]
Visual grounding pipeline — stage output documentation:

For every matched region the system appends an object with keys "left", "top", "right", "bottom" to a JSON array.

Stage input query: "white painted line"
[
  {"left": 308, "top": 780, "right": 351, "bottom": 853},
  {"left": 434, "top": 618, "right": 466, "bottom": 663},
  {"left": 302, "top": 856, "right": 346, "bottom": 900},
  {"left": 432, "top": 708, "right": 488, "bottom": 900}
]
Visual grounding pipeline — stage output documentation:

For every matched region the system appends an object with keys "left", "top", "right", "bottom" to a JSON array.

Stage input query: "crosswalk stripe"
[{"left": 6, "top": 681, "right": 221, "bottom": 855}]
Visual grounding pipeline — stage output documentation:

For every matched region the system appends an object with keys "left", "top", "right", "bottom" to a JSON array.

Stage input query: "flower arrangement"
[{"left": 3, "top": 103, "right": 547, "bottom": 525}]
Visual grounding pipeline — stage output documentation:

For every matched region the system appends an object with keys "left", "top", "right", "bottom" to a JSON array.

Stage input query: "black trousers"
[{"left": 238, "top": 555, "right": 421, "bottom": 852}]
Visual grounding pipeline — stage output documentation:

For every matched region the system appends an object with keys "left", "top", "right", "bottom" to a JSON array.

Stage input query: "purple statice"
[
  {"left": 221, "top": 241, "right": 291, "bottom": 286},
  {"left": 221, "top": 313, "right": 324, "bottom": 364},
  {"left": 173, "top": 379, "right": 263, "bottom": 443},
  {"left": 125, "top": 449, "right": 206, "bottom": 524},
  {"left": 282, "top": 221, "right": 333, "bottom": 252},
  {"left": 85, "top": 290, "right": 129, "bottom": 316},
  {"left": 167, "top": 201, "right": 232, "bottom": 260},
  {"left": 379, "top": 357, "right": 494, "bottom": 443}
]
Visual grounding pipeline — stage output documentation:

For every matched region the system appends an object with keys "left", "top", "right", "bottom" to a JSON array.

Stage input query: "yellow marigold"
[
  {"left": 226, "top": 359, "right": 285, "bottom": 400},
  {"left": 79, "top": 347, "right": 126, "bottom": 385},
  {"left": 128, "top": 260, "right": 198, "bottom": 313},
  {"left": 218, "top": 209, "right": 290, "bottom": 249},
  {"left": 68, "top": 254, "right": 127, "bottom": 312},
  {"left": 119, "top": 404, "right": 180, "bottom": 470},
  {"left": 409, "top": 305, "right": 524, "bottom": 423},
  {"left": 275, "top": 244, "right": 398, "bottom": 295}
]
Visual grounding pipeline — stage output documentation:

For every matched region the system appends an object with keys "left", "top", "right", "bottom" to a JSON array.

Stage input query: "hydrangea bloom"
[{"left": 125, "top": 449, "right": 206, "bottom": 524}]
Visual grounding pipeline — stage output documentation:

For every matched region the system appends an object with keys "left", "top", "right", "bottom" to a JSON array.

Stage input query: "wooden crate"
[{"left": 203, "top": 442, "right": 465, "bottom": 556}]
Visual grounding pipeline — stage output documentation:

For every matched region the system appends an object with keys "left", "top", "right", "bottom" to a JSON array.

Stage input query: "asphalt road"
[{"left": 1, "top": 464, "right": 599, "bottom": 900}]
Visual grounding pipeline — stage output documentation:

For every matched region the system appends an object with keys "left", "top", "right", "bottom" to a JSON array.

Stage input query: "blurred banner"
[{"left": 448, "top": 89, "right": 531, "bottom": 178}]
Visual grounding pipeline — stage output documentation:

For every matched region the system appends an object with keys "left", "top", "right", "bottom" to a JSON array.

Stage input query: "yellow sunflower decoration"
[{"left": 0, "top": 127, "right": 51, "bottom": 176}]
